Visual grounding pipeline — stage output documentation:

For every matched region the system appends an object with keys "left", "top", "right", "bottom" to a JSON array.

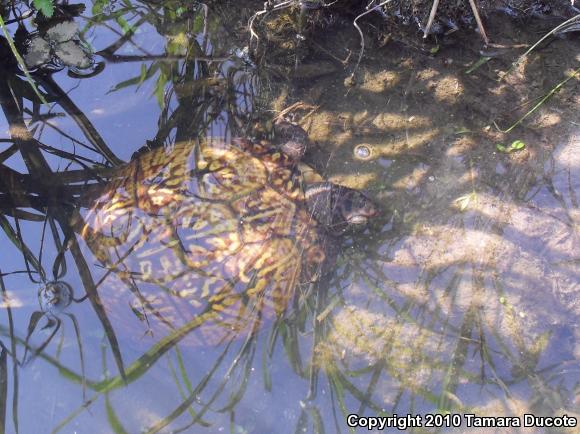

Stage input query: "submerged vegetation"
[{"left": 0, "top": 0, "right": 579, "bottom": 433}]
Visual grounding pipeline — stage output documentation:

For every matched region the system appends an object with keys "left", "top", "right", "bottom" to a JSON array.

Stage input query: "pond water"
[{"left": 0, "top": 1, "right": 579, "bottom": 433}]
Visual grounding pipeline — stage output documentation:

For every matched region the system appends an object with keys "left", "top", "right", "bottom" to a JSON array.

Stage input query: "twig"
[
  {"left": 310, "top": 40, "right": 351, "bottom": 65},
  {"left": 468, "top": 0, "right": 489, "bottom": 44},
  {"left": 352, "top": 0, "right": 394, "bottom": 78},
  {"left": 423, "top": 0, "right": 440, "bottom": 38},
  {"left": 275, "top": 102, "right": 318, "bottom": 121},
  {"left": 248, "top": 0, "right": 293, "bottom": 43}
]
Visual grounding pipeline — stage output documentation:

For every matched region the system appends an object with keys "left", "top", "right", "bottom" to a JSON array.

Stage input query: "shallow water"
[{"left": 0, "top": 1, "right": 579, "bottom": 433}]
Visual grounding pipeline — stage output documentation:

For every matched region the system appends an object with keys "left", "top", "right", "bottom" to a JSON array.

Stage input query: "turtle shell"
[{"left": 80, "top": 137, "right": 328, "bottom": 346}]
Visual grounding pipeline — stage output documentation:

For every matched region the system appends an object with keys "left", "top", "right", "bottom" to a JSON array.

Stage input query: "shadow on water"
[{"left": 0, "top": 0, "right": 579, "bottom": 432}]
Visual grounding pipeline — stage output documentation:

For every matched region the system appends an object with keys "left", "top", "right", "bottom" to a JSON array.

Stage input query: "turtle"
[{"left": 79, "top": 121, "right": 378, "bottom": 347}]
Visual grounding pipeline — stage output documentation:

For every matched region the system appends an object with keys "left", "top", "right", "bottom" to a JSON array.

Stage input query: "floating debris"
[{"left": 38, "top": 281, "right": 73, "bottom": 315}]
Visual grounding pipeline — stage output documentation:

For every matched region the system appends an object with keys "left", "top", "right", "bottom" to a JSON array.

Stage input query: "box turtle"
[{"left": 80, "top": 122, "right": 378, "bottom": 346}]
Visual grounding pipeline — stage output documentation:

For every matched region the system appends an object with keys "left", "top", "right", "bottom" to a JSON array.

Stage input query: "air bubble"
[{"left": 354, "top": 144, "right": 373, "bottom": 160}]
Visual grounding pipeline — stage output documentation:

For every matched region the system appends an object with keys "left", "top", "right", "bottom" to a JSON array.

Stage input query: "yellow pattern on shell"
[{"left": 80, "top": 137, "right": 325, "bottom": 346}]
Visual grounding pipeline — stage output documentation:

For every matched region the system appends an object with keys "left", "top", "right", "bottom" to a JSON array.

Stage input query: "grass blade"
[
  {"left": 494, "top": 68, "right": 580, "bottom": 133},
  {"left": 0, "top": 347, "right": 7, "bottom": 434}
]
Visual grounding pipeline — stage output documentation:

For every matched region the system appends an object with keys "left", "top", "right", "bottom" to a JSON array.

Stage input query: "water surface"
[{"left": 0, "top": 1, "right": 579, "bottom": 433}]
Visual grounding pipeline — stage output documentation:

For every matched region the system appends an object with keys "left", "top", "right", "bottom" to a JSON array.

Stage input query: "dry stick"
[
  {"left": 248, "top": 0, "right": 293, "bottom": 43},
  {"left": 468, "top": 0, "right": 489, "bottom": 44},
  {"left": 310, "top": 40, "right": 351, "bottom": 65},
  {"left": 423, "top": 0, "right": 440, "bottom": 38},
  {"left": 352, "top": 0, "right": 394, "bottom": 78},
  {"left": 275, "top": 101, "right": 318, "bottom": 121}
]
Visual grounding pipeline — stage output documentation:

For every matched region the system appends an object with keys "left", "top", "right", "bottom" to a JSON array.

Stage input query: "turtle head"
[
  {"left": 305, "top": 183, "right": 379, "bottom": 234},
  {"left": 335, "top": 187, "right": 379, "bottom": 229},
  {"left": 274, "top": 118, "right": 309, "bottom": 161}
]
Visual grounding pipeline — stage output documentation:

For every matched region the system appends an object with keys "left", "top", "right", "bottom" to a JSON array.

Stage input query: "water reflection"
[{"left": 0, "top": 0, "right": 579, "bottom": 433}]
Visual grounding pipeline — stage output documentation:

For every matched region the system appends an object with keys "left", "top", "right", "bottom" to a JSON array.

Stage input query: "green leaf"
[
  {"left": 429, "top": 45, "right": 440, "bottom": 55},
  {"left": 105, "top": 394, "right": 130, "bottom": 434},
  {"left": 454, "top": 127, "right": 472, "bottom": 135},
  {"left": 154, "top": 70, "right": 167, "bottom": 108},
  {"left": 33, "top": 0, "right": 55, "bottom": 18},
  {"left": 0, "top": 348, "right": 7, "bottom": 434},
  {"left": 167, "top": 32, "right": 189, "bottom": 55},
  {"left": 107, "top": 62, "right": 160, "bottom": 93},
  {"left": 495, "top": 143, "right": 507, "bottom": 152},
  {"left": 465, "top": 56, "right": 492, "bottom": 74},
  {"left": 454, "top": 193, "right": 476, "bottom": 212},
  {"left": 92, "top": 0, "right": 108, "bottom": 15},
  {"left": 115, "top": 16, "right": 134, "bottom": 35},
  {"left": 192, "top": 13, "right": 205, "bottom": 34},
  {"left": 139, "top": 63, "right": 147, "bottom": 84},
  {"left": 129, "top": 304, "right": 145, "bottom": 322},
  {"left": 496, "top": 140, "right": 525, "bottom": 153}
]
